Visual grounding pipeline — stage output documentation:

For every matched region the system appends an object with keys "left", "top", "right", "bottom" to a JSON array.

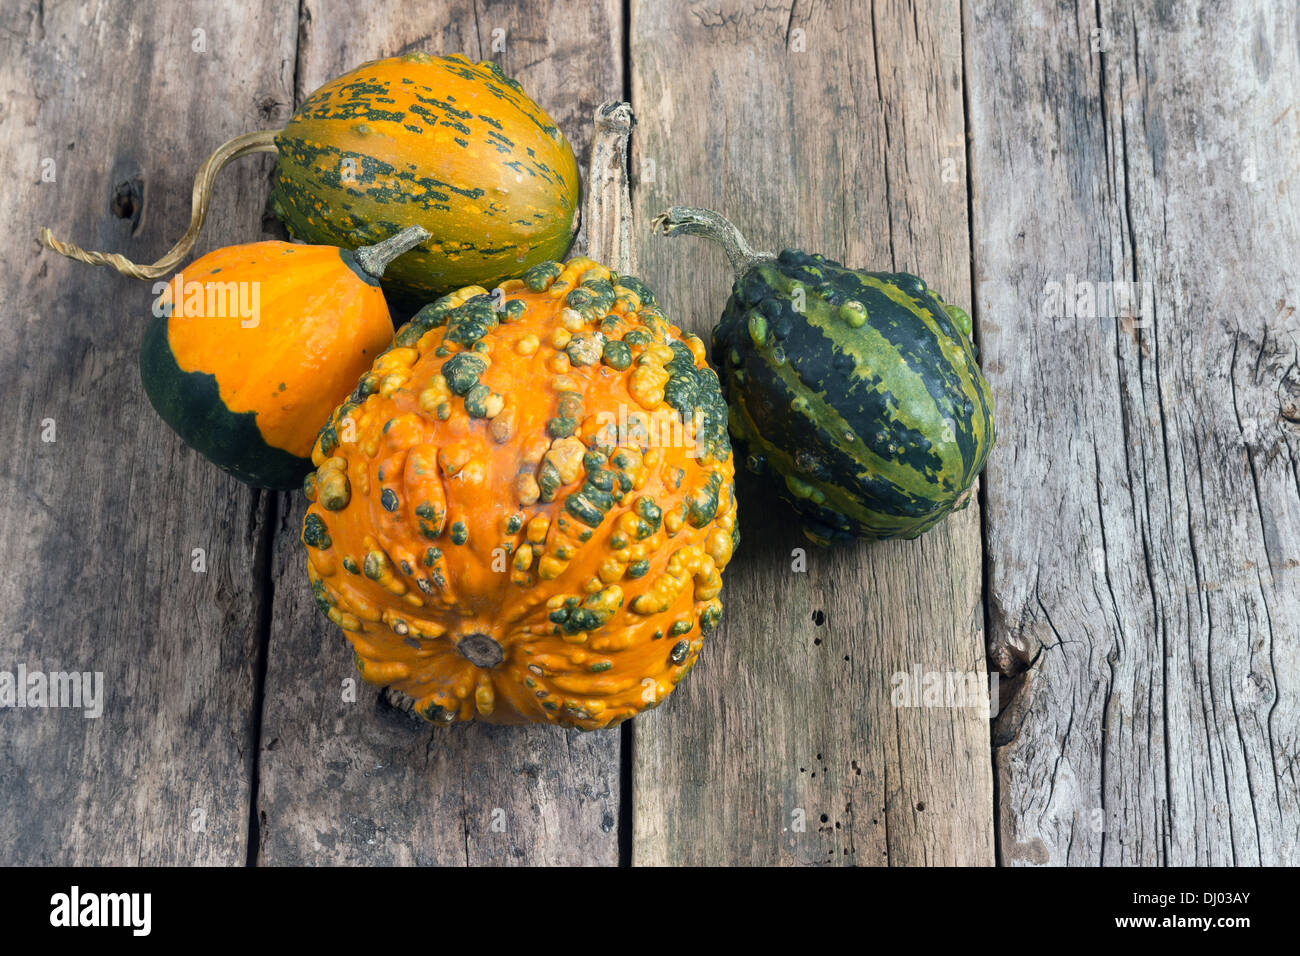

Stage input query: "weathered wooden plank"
[
  {"left": 969, "top": 0, "right": 1300, "bottom": 864},
  {"left": 0, "top": 1, "right": 297, "bottom": 863},
  {"left": 255, "top": 0, "right": 626, "bottom": 865},
  {"left": 629, "top": 0, "right": 994, "bottom": 865}
]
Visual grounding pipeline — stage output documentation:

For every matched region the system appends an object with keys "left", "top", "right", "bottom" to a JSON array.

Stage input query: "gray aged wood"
[
  {"left": 628, "top": 0, "right": 994, "bottom": 865},
  {"left": 254, "top": 0, "right": 627, "bottom": 865},
  {"left": 0, "top": 0, "right": 296, "bottom": 863},
  {"left": 968, "top": 0, "right": 1300, "bottom": 864},
  {"left": 5, "top": 0, "right": 1296, "bottom": 869}
]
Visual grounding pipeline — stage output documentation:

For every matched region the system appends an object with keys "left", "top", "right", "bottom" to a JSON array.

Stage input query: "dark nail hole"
[
  {"left": 811, "top": 609, "right": 826, "bottom": 626},
  {"left": 111, "top": 178, "right": 142, "bottom": 223},
  {"left": 916, "top": 801, "right": 926, "bottom": 812}
]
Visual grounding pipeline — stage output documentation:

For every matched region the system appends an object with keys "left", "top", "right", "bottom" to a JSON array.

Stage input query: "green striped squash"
[{"left": 656, "top": 208, "right": 995, "bottom": 544}]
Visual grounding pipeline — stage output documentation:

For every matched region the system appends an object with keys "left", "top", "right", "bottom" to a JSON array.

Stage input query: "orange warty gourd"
[{"left": 300, "top": 257, "right": 739, "bottom": 728}]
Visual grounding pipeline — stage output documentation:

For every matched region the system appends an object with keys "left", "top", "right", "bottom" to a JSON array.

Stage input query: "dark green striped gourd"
[{"left": 655, "top": 208, "right": 995, "bottom": 544}]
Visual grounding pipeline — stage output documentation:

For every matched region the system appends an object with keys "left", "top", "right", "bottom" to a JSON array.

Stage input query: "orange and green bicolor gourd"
[
  {"left": 300, "top": 258, "right": 739, "bottom": 728},
  {"left": 139, "top": 227, "right": 427, "bottom": 490}
]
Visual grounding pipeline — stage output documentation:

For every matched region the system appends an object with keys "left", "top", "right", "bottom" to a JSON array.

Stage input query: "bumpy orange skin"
[
  {"left": 163, "top": 241, "right": 394, "bottom": 459},
  {"left": 301, "top": 258, "right": 738, "bottom": 728}
]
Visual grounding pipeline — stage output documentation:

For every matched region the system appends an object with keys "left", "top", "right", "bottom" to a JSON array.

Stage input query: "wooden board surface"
[
  {"left": 627, "top": 0, "right": 994, "bottom": 865},
  {"left": 253, "top": 0, "right": 627, "bottom": 866},
  {"left": 0, "top": 0, "right": 295, "bottom": 864},
  {"left": 968, "top": 0, "right": 1300, "bottom": 864},
  {"left": 1, "top": 0, "right": 1296, "bottom": 867}
]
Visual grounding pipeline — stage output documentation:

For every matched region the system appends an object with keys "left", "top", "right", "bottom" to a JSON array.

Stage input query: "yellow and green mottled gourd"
[
  {"left": 269, "top": 53, "right": 581, "bottom": 303},
  {"left": 39, "top": 53, "right": 579, "bottom": 304},
  {"left": 656, "top": 207, "right": 995, "bottom": 544}
]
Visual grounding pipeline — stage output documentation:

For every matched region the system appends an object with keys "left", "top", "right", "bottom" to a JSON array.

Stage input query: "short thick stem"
[
  {"left": 651, "top": 206, "right": 772, "bottom": 275},
  {"left": 353, "top": 225, "right": 430, "bottom": 279}
]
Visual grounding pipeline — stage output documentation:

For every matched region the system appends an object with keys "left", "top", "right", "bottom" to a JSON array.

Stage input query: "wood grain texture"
[
  {"left": 0, "top": 0, "right": 296, "bottom": 863},
  {"left": 628, "top": 0, "right": 994, "bottom": 865},
  {"left": 7, "top": 0, "right": 1294, "bottom": 869},
  {"left": 254, "top": 0, "right": 627, "bottom": 865},
  {"left": 968, "top": 0, "right": 1300, "bottom": 864}
]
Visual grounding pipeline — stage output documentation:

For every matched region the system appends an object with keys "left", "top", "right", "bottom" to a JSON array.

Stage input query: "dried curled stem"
[
  {"left": 38, "top": 129, "right": 280, "bottom": 279},
  {"left": 651, "top": 206, "right": 772, "bottom": 276},
  {"left": 582, "top": 101, "right": 636, "bottom": 273}
]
